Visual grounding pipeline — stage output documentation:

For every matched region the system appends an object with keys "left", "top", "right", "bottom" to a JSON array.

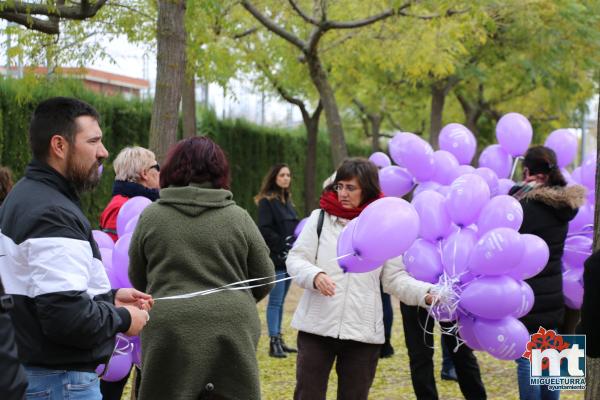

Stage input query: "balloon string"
[
  {"left": 510, "top": 156, "right": 523, "bottom": 180},
  {"left": 329, "top": 251, "right": 356, "bottom": 263},
  {"left": 154, "top": 274, "right": 296, "bottom": 301}
]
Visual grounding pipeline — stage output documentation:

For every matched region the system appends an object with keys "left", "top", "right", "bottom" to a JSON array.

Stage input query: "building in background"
[{"left": 0, "top": 66, "right": 149, "bottom": 99}]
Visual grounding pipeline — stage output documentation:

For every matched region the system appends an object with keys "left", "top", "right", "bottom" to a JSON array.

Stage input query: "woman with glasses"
[
  {"left": 100, "top": 146, "right": 160, "bottom": 242},
  {"left": 98, "top": 146, "right": 160, "bottom": 400},
  {"left": 255, "top": 163, "right": 299, "bottom": 358},
  {"left": 287, "top": 157, "right": 435, "bottom": 400}
]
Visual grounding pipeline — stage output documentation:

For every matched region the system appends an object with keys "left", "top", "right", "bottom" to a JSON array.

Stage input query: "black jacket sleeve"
[
  {"left": 0, "top": 279, "right": 27, "bottom": 400},
  {"left": 257, "top": 198, "right": 285, "bottom": 254}
]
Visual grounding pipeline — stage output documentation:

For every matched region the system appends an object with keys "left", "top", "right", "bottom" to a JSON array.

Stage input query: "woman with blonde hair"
[
  {"left": 255, "top": 163, "right": 300, "bottom": 358},
  {"left": 100, "top": 146, "right": 160, "bottom": 241}
]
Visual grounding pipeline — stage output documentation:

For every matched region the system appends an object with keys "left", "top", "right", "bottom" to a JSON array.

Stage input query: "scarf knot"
[{"left": 318, "top": 190, "right": 383, "bottom": 220}]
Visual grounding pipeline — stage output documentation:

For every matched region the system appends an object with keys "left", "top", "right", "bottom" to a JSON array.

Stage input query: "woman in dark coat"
[
  {"left": 511, "top": 146, "right": 585, "bottom": 400},
  {"left": 255, "top": 163, "right": 299, "bottom": 358}
]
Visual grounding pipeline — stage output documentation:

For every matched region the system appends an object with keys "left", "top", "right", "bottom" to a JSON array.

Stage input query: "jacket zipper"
[{"left": 337, "top": 273, "right": 351, "bottom": 338}]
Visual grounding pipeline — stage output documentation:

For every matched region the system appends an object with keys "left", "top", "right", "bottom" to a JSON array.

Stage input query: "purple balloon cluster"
[
  {"left": 404, "top": 170, "right": 550, "bottom": 360},
  {"left": 92, "top": 196, "right": 151, "bottom": 377}
]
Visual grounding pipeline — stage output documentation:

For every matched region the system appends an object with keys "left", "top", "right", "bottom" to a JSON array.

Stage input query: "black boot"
[
  {"left": 269, "top": 336, "right": 287, "bottom": 358},
  {"left": 278, "top": 334, "right": 297, "bottom": 353}
]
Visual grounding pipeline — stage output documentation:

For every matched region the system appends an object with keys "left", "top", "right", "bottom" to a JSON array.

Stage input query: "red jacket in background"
[{"left": 99, "top": 195, "right": 129, "bottom": 242}]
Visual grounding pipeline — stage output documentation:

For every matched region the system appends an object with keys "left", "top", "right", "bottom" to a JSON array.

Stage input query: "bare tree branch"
[
  {"left": 324, "top": 9, "right": 396, "bottom": 30},
  {"left": 233, "top": 26, "right": 259, "bottom": 39},
  {"left": 287, "top": 0, "right": 319, "bottom": 26},
  {"left": 109, "top": 2, "right": 153, "bottom": 21},
  {"left": 0, "top": 0, "right": 107, "bottom": 19},
  {"left": 398, "top": 7, "right": 470, "bottom": 20},
  {"left": 0, "top": 11, "right": 59, "bottom": 34},
  {"left": 241, "top": 0, "right": 306, "bottom": 50}
]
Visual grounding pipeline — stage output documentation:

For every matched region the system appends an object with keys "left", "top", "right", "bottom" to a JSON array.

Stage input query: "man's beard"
[{"left": 66, "top": 153, "right": 101, "bottom": 193}]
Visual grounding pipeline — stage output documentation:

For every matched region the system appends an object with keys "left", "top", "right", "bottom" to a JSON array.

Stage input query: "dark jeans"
[
  {"left": 294, "top": 331, "right": 381, "bottom": 400},
  {"left": 266, "top": 270, "right": 291, "bottom": 337},
  {"left": 400, "top": 303, "right": 487, "bottom": 400}
]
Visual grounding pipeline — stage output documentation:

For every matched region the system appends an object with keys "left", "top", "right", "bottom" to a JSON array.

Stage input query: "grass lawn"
[{"left": 256, "top": 285, "right": 584, "bottom": 400}]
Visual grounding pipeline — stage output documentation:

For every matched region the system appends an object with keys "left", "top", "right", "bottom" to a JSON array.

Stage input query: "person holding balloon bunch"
[
  {"left": 510, "top": 146, "right": 585, "bottom": 400},
  {"left": 98, "top": 146, "right": 161, "bottom": 400},
  {"left": 287, "top": 157, "right": 436, "bottom": 400}
]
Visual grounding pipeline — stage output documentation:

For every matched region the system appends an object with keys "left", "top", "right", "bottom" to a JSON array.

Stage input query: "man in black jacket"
[{"left": 0, "top": 97, "right": 152, "bottom": 399}]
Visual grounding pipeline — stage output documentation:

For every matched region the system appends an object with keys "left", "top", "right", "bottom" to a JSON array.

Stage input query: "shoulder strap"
[{"left": 316, "top": 209, "right": 325, "bottom": 239}]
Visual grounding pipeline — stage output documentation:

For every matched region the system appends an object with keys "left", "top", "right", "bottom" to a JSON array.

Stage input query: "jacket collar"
[
  {"left": 522, "top": 184, "right": 586, "bottom": 210},
  {"left": 25, "top": 159, "right": 80, "bottom": 204},
  {"left": 112, "top": 180, "right": 160, "bottom": 201}
]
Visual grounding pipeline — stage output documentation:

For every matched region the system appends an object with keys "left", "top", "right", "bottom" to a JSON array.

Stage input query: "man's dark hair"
[{"left": 29, "top": 97, "right": 100, "bottom": 161}]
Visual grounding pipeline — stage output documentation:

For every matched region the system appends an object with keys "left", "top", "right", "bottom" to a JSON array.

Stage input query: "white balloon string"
[
  {"left": 510, "top": 156, "right": 523, "bottom": 180},
  {"left": 153, "top": 274, "right": 296, "bottom": 301},
  {"left": 328, "top": 251, "right": 356, "bottom": 263}
]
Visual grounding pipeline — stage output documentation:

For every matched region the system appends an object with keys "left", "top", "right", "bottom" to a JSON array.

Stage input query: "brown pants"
[{"left": 294, "top": 331, "right": 382, "bottom": 400}]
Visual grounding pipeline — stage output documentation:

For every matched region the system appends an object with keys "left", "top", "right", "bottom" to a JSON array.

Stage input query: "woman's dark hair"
[
  {"left": 326, "top": 157, "right": 381, "bottom": 205},
  {"left": 0, "top": 166, "right": 14, "bottom": 204},
  {"left": 523, "top": 146, "right": 567, "bottom": 187},
  {"left": 160, "top": 136, "right": 230, "bottom": 189},
  {"left": 254, "top": 163, "right": 292, "bottom": 204}
]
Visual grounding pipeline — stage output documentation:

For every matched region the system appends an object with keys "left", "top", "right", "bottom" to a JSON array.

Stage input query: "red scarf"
[{"left": 318, "top": 190, "right": 384, "bottom": 220}]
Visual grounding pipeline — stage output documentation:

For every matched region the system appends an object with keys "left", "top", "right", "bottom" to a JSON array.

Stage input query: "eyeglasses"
[
  {"left": 333, "top": 183, "right": 358, "bottom": 193},
  {"left": 149, "top": 163, "right": 160, "bottom": 172}
]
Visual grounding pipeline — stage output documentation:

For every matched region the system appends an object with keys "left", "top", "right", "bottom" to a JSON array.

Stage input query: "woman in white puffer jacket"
[{"left": 287, "top": 158, "right": 434, "bottom": 400}]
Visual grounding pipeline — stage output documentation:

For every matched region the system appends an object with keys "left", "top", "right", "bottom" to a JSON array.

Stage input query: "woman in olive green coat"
[{"left": 129, "top": 137, "right": 274, "bottom": 400}]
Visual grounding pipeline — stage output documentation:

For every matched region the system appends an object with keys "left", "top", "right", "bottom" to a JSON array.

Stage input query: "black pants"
[
  {"left": 294, "top": 331, "right": 381, "bottom": 400},
  {"left": 400, "top": 303, "right": 487, "bottom": 400},
  {"left": 381, "top": 286, "right": 393, "bottom": 340}
]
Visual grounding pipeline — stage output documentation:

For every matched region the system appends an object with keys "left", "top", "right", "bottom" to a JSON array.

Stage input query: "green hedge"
[{"left": 0, "top": 77, "right": 370, "bottom": 225}]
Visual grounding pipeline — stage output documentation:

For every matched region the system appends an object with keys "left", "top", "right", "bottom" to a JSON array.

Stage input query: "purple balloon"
[
  {"left": 98, "top": 164, "right": 104, "bottom": 176},
  {"left": 473, "top": 316, "right": 530, "bottom": 360},
  {"left": 369, "top": 152, "right": 392, "bottom": 168},
  {"left": 130, "top": 336, "right": 142, "bottom": 367},
  {"left": 563, "top": 268, "right": 584, "bottom": 309},
  {"left": 571, "top": 166, "right": 582, "bottom": 184},
  {"left": 456, "top": 165, "right": 475, "bottom": 176},
  {"left": 294, "top": 218, "right": 308, "bottom": 238},
  {"left": 468, "top": 227, "right": 525, "bottom": 276},
  {"left": 388, "top": 132, "right": 413, "bottom": 166},
  {"left": 497, "top": 178, "right": 516, "bottom": 195},
  {"left": 431, "top": 150, "right": 460, "bottom": 185},
  {"left": 508, "top": 234, "right": 550, "bottom": 280},
  {"left": 101, "top": 351, "right": 133, "bottom": 382},
  {"left": 353, "top": 198, "right": 420, "bottom": 261},
  {"left": 393, "top": 133, "right": 435, "bottom": 182},
  {"left": 116, "top": 197, "right": 152, "bottom": 238},
  {"left": 581, "top": 154, "right": 596, "bottom": 191},
  {"left": 413, "top": 181, "right": 440, "bottom": 197},
  {"left": 446, "top": 174, "right": 491, "bottom": 227},
  {"left": 477, "top": 195, "right": 523, "bottom": 235},
  {"left": 587, "top": 190, "right": 595, "bottom": 206},
  {"left": 458, "top": 312, "right": 485, "bottom": 351},
  {"left": 545, "top": 129, "right": 578, "bottom": 167},
  {"left": 404, "top": 239, "right": 443, "bottom": 283},
  {"left": 442, "top": 228, "right": 478, "bottom": 277},
  {"left": 124, "top": 215, "right": 140, "bottom": 235},
  {"left": 513, "top": 281, "right": 534, "bottom": 318},
  {"left": 412, "top": 191, "right": 453, "bottom": 242},
  {"left": 100, "top": 248, "right": 119, "bottom": 288},
  {"left": 568, "top": 204, "right": 593, "bottom": 235},
  {"left": 496, "top": 113, "right": 533, "bottom": 157},
  {"left": 112, "top": 232, "right": 133, "bottom": 288},
  {"left": 93, "top": 230, "right": 114, "bottom": 250},
  {"left": 337, "top": 218, "right": 381, "bottom": 273},
  {"left": 474, "top": 167, "right": 499, "bottom": 197},
  {"left": 379, "top": 166, "right": 415, "bottom": 197},
  {"left": 563, "top": 235, "right": 592, "bottom": 270},
  {"left": 460, "top": 275, "right": 522, "bottom": 319},
  {"left": 478, "top": 145, "right": 513, "bottom": 179},
  {"left": 438, "top": 123, "right": 477, "bottom": 164},
  {"left": 436, "top": 185, "right": 451, "bottom": 197}
]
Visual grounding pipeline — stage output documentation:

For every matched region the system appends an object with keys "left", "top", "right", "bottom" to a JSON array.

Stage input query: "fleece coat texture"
[
  {"left": 128, "top": 183, "right": 274, "bottom": 400},
  {"left": 517, "top": 184, "right": 585, "bottom": 333}
]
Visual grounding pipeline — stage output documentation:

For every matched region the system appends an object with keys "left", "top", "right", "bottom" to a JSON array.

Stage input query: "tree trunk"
[
  {"left": 306, "top": 54, "right": 348, "bottom": 167},
  {"left": 430, "top": 84, "right": 447, "bottom": 147},
  {"left": 149, "top": 0, "right": 186, "bottom": 162},
  {"left": 182, "top": 72, "right": 197, "bottom": 138},
  {"left": 304, "top": 113, "right": 320, "bottom": 214},
  {"left": 456, "top": 93, "right": 481, "bottom": 137},
  {"left": 371, "top": 114, "right": 382, "bottom": 152}
]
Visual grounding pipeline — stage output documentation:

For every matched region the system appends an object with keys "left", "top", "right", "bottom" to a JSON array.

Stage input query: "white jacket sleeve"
[
  {"left": 286, "top": 210, "right": 324, "bottom": 291},
  {"left": 382, "top": 255, "right": 433, "bottom": 306}
]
